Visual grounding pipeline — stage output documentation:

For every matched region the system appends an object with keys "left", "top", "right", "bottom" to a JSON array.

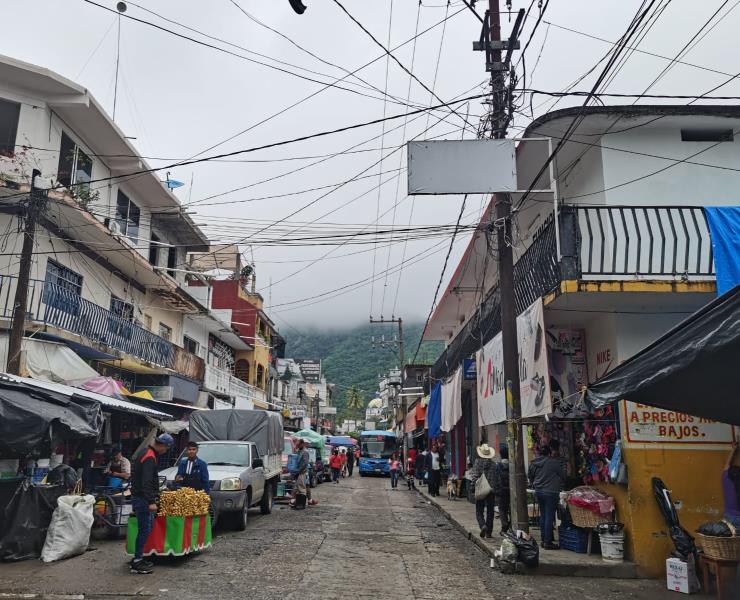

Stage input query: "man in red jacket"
[{"left": 129, "top": 433, "right": 174, "bottom": 574}]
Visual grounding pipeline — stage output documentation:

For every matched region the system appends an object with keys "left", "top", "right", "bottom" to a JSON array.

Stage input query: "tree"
[{"left": 345, "top": 385, "right": 365, "bottom": 411}]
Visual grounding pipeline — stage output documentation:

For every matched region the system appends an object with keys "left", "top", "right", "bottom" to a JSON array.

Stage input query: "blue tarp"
[
  {"left": 705, "top": 206, "right": 740, "bottom": 295},
  {"left": 427, "top": 382, "right": 442, "bottom": 438}
]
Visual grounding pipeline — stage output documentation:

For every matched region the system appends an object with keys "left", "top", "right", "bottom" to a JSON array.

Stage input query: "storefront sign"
[
  {"left": 463, "top": 358, "right": 476, "bottom": 380},
  {"left": 476, "top": 298, "right": 551, "bottom": 425},
  {"left": 625, "top": 401, "right": 736, "bottom": 444},
  {"left": 295, "top": 358, "right": 322, "bottom": 383}
]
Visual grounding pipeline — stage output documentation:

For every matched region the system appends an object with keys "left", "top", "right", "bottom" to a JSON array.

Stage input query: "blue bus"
[{"left": 358, "top": 430, "right": 399, "bottom": 476}]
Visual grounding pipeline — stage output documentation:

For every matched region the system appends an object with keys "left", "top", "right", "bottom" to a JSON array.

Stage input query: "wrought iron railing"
[
  {"left": 563, "top": 205, "right": 715, "bottom": 278},
  {"left": 0, "top": 277, "right": 196, "bottom": 372}
]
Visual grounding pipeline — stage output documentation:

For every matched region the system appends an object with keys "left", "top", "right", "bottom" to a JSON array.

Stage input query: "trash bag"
[
  {"left": 47, "top": 465, "right": 79, "bottom": 492},
  {"left": 697, "top": 521, "right": 735, "bottom": 537},
  {"left": 496, "top": 537, "right": 519, "bottom": 574},
  {"left": 670, "top": 525, "right": 696, "bottom": 559},
  {"left": 505, "top": 532, "right": 539, "bottom": 567},
  {"left": 40, "top": 494, "right": 95, "bottom": 563},
  {"left": 0, "top": 481, "right": 66, "bottom": 561}
]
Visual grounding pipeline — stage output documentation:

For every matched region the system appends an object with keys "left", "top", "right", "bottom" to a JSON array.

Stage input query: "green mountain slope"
[{"left": 284, "top": 322, "right": 442, "bottom": 422}]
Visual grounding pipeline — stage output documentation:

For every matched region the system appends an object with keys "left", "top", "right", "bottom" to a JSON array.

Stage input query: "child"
[{"left": 406, "top": 454, "right": 416, "bottom": 490}]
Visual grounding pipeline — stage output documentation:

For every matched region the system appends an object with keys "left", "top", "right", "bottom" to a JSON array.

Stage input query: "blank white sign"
[{"left": 407, "top": 139, "right": 517, "bottom": 194}]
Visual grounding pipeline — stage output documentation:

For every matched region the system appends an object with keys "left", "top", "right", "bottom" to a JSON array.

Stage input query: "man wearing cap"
[
  {"left": 129, "top": 433, "right": 174, "bottom": 574},
  {"left": 470, "top": 443, "right": 498, "bottom": 539}
]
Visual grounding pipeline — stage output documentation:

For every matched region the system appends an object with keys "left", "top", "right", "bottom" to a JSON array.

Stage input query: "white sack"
[{"left": 41, "top": 494, "right": 95, "bottom": 563}]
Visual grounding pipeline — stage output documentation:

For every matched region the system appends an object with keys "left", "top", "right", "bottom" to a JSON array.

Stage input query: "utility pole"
[
  {"left": 478, "top": 0, "right": 529, "bottom": 532},
  {"left": 370, "top": 316, "right": 406, "bottom": 429},
  {"left": 7, "top": 169, "right": 44, "bottom": 375}
]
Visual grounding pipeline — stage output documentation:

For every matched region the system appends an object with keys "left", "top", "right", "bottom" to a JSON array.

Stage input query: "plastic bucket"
[{"left": 600, "top": 532, "right": 625, "bottom": 562}]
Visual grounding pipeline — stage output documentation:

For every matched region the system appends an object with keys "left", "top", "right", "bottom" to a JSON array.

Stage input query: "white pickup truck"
[{"left": 160, "top": 409, "right": 283, "bottom": 530}]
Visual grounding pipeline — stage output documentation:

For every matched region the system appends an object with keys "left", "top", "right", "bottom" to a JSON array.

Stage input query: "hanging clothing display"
[{"left": 441, "top": 368, "right": 462, "bottom": 433}]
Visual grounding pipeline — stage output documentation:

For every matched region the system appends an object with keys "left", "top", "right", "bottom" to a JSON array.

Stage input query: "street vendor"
[
  {"left": 175, "top": 441, "right": 210, "bottom": 493},
  {"left": 106, "top": 446, "right": 131, "bottom": 481},
  {"left": 130, "top": 432, "right": 174, "bottom": 575},
  {"left": 723, "top": 442, "right": 740, "bottom": 527}
]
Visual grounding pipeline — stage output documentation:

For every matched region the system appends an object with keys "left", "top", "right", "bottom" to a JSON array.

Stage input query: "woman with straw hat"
[{"left": 470, "top": 442, "right": 498, "bottom": 539}]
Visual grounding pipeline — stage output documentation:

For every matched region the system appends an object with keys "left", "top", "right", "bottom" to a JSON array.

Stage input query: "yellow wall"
[{"left": 620, "top": 446, "right": 726, "bottom": 578}]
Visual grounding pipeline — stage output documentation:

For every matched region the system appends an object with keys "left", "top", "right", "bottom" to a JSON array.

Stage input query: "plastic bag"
[
  {"left": 0, "top": 481, "right": 66, "bottom": 561},
  {"left": 496, "top": 537, "right": 519, "bottom": 574},
  {"left": 40, "top": 494, "right": 95, "bottom": 563},
  {"left": 47, "top": 465, "right": 79, "bottom": 492},
  {"left": 698, "top": 521, "right": 735, "bottom": 537},
  {"left": 505, "top": 532, "right": 540, "bottom": 568}
]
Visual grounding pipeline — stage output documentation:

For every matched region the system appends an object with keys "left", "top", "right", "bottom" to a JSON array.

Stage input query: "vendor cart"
[{"left": 126, "top": 514, "right": 212, "bottom": 557}]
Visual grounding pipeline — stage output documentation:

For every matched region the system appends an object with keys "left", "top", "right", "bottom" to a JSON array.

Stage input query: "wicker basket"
[
  {"left": 568, "top": 503, "right": 613, "bottom": 529},
  {"left": 695, "top": 533, "right": 740, "bottom": 561}
]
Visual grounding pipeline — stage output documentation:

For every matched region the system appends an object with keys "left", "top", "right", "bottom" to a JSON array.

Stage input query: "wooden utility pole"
[
  {"left": 7, "top": 169, "right": 43, "bottom": 375},
  {"left": 486, "top": 0, "right": 529, "bottom": 532}
]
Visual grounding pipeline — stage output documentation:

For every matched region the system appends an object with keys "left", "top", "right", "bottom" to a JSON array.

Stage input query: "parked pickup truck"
[{"left": 160, "top": 409, "right": 283, "bottom": 530}]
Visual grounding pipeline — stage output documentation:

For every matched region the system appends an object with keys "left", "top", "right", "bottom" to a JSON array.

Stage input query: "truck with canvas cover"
[{"left": 160, "top": 410, "right": 283, "bottom": 530}]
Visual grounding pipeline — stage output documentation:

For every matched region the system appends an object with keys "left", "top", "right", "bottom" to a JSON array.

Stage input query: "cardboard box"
[{"left": 666, "top": 557, "right": 698, "bottom": 594}]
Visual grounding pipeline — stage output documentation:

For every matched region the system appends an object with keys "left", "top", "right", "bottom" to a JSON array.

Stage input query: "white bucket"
[{"left": 600, "top": 532, "right": 625, "bottom": 562}]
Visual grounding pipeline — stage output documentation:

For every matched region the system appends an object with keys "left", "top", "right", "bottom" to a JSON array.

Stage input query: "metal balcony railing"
[
  {"left": 0, "top": 277, "right": 201, "bottom": 373},
  {"left": 561, "top": 205, "right": 715, "bottom": 279}
]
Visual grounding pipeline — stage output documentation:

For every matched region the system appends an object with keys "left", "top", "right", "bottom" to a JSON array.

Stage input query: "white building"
[{"left": 0, "top": 54, "right": 218, "bottom": 403}]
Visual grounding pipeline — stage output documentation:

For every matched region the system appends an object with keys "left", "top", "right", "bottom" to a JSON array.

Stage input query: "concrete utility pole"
[
  {"left": 483, "top": 0, "right": 529, "bottom": 532},
  {"left": 369, "top": 316, "right": 406, "bottom": 423},
  {"left": 7, "top": 169, "right": 44, "bottom": 375}
]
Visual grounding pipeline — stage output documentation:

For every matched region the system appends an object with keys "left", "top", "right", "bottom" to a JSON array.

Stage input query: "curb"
[{"left": 416, "top": 489, "right": 639, "bottom": 579}]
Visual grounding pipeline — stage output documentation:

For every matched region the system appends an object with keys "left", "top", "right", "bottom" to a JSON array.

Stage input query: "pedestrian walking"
[
  {"left": 129, "top": 433, "right": 174, "bottom": 574},
  {"left": 329, "top": 449, "right": 342, "bottom": 484},
  {"left": 528, "top": 440, "right": 566, "bottom": 550},
  {"left": 496, "top": 444, "right": 511, "bottom": 534},
  {"left": 389, "top": 454, "right": 400, "bottom": 489},
  {"left": 427, "top": 445, "right": 442, "bottom": 497},
  {"left": 175, "top": 441, "right": 210, "bottom": 492},
  {"left": 406, "top": 454, "right": 416, "bottom": 490},
  {"left": 470, "top": 443, "right": 497, "bottom": 539},
  {"left": 340, "top": 448, "right": 348, "bottom": 478},
  {"left": 290, "top": 439, "right": 310, "bottom": 509},
  {"left": 346, "top": 446, "right": 355, "bottom": 477},
  {"left": 415, "top": 448, "right": 426, "bottom": 487}
]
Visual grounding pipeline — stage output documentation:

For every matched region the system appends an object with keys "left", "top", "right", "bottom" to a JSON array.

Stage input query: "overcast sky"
[{"left": 2, "top": 0, "right": 737, "bottom": 332}]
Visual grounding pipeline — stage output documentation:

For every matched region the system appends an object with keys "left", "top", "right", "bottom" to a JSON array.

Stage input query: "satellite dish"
[{"left": 116, "top": 2, "right": 127, "bottom": 13}]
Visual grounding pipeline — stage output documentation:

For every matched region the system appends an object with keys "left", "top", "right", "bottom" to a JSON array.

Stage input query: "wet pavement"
[{"left": 0, "top": 474, "right": 694, "bottom": 599}]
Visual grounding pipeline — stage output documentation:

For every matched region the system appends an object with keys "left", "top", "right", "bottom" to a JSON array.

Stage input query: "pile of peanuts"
[{"left": 158, "top": 488, "right": 210, "bottom": 517}]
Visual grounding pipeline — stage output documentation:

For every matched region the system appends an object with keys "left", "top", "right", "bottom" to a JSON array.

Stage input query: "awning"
[
  {"left": 1, "top": 373, "right": 173, "bottom": 419},
  {"left": 0, "top": 335, "right": 100, "bottom": 384},
  {"left": 415, "top": 403, "right": 427, "bottom": 423},
  {"left": 586, "top": 284, "right": 740, "bottom": 426},
  {"left": 32, "top": 332, "right": 117, "bottom": 361},
  {"left": 404, "top": 410, "right": 416, "bottom": 433},
  {"left": 0, "top": 375, "right": 103, "bottom": 453}
]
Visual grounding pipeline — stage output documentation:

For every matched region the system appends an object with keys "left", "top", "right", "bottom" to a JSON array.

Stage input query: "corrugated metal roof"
[{"left": 0, "top": 373, "right": 173, "bottom": 419}]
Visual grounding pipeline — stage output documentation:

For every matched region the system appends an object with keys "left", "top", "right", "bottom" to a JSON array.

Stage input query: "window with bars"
[
  {"left": 57, "top": 132, "right": 92, "bottom": 194},
  {"left": 44, "top": 260, "right": 83, "bottom": 314},
  {"left": 159, "top": 323, "right": 172, "bottom": 341},
  {"left": 184, "top": 335, "right": 200, "bottom": 356}
]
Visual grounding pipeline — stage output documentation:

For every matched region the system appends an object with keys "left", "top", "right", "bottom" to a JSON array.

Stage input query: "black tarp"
[
  {"left": 0, "top": 378, "right": 103, "bottom": 453},
  {"left": 190, "top": 409, "right": 283, "bottom": 456},
  {"left": 585, "top": 284, "right": 740, "bottom": 425}
]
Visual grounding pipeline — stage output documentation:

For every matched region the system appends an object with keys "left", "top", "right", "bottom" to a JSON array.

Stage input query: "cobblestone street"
[{"left": 0, "top": 475, "right": 687, "bottom": 600}]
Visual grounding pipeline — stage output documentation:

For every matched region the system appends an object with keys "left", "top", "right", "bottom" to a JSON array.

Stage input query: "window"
[
  {"left": 115, "top": 190, "right": 140, "bottom": 241},
  {"left": 44, "top": 260, "right": 83, "bottom": 314},
  {"left": 0, "top": 98, "right": 20, "bottom": 156},
  {"left": 256, "top": 364, "right": 265, "bottom": 389},
  {"left": 110, "top": 295, "right": 133, "bottom": 321},
  {"left": 159, "top": 323, "right": 172, "bottom": 341},
  {"left": 57, "top": 132, "right": 92, "bottom": 194},
  {"left": 183, "top": 335, "right": 199, "bottom": 355},
  {"left": 144, "top": 314, "right": 152, "bottom": 331},
  {"left": 680, "top": 128, "right": 734, "bottom": 142},
  {"left": 149, "top": 233, "right": 160, "bottom": 266},
  {"left": 235, "top": 359, "right": 250, "bottom": 383},
  {"left": 167, "top": 246, "right": 177, "bottom": 277}
]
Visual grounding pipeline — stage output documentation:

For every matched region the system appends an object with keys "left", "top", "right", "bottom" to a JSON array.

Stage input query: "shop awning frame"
[{"left": 585, "top": 284, "right": 740, "bottom": 426}]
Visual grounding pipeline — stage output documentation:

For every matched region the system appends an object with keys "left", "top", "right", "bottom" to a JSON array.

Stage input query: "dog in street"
[{"left": 446, "top": 475, "right": 457, "bottom": 500}]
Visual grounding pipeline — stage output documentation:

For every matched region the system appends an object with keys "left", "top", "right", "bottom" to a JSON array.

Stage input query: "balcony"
[
  {"left": 432, "top": 205, "right": 716, "bottom": 379},
  {"left": 203, "top": 363, "right": 266, "bottom": 406},
  {"left": 0, "top": 277, "right": 204, "bottom": 378}
]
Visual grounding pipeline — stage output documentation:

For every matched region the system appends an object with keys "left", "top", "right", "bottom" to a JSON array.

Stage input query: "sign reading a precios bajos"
[{"left": 625, "top": 401, "right": 735, "bottom": 444}]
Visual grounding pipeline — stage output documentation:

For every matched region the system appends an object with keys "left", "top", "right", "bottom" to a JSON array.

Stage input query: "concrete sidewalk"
[{"left": 415, "top": 484, "right": 638, "bottom": 578}]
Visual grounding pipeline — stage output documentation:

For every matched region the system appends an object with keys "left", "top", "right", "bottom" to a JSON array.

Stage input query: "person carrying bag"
[{"left": 470, "top": 443, "right": 498, "bottom": 539}]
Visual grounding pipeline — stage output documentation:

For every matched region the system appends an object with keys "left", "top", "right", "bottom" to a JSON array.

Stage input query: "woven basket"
[
  {"left": 695, "top": 533, "right": 740, "bottom": 561},
  {"left": 568, "top": 503, "right": 613, "bottom": 529}
]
